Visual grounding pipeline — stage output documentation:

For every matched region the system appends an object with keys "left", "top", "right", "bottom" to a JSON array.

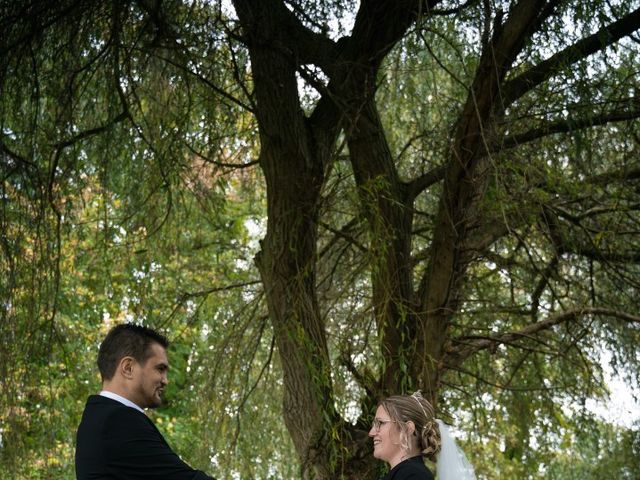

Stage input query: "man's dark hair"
[{"left": 97, "top": 324, "right": 169, "bottom": 381}]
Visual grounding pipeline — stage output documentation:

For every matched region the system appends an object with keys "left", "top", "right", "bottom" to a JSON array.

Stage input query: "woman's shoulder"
[{"left": 385, "top": 456, "right": 433, "bottom": 480}]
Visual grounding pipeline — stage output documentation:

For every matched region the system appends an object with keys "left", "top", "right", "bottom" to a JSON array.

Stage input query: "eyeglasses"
[{"left": 371, "top": 418, "right": 396, "bottom": 431}]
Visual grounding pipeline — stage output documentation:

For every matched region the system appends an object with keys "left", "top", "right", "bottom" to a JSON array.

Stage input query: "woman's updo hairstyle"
[{"left": 379, "top": 391, "right": 442, "bottom": 462}]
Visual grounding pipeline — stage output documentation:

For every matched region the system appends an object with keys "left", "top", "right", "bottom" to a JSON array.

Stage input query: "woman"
[{"left": 369, "top": 392, "right": 475, "bottom": 480}]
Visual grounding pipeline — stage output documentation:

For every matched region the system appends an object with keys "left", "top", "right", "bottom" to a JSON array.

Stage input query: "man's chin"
[
  {"left": 153, "top": 393, "right": 164, "bottom": 407},
  {"left": 145, "top": 395, "right": 163, "bottom": 409}
]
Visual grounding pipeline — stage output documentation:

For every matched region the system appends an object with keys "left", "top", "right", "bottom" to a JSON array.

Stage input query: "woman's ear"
[{"left": 406, "top": 420, "right": 416, "bottom": 436}]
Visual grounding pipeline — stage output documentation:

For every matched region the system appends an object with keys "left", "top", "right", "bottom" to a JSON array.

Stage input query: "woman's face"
[{"left": 368, "top": 405, "right": 405, "bottom": 468}]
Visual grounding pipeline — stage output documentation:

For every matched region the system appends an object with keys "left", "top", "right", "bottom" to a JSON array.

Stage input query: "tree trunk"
[
  {"left": 232, "top": 1, "right": 340, "bottom": 477},
  {"left": 346, "top": 95, "right": 418, "bottom": 395},
  {"left": 233, "top": 0, "right": 544, "bottom": 477}
]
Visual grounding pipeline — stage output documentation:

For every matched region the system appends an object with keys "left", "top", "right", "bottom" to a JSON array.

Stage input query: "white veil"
[{"left": 435, "top": 419, "right": 476, "bottom": 480}]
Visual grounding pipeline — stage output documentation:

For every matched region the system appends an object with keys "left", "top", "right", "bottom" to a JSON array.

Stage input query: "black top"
[
  {"left": 382, "top": 456, "right": 434, "bottom": 480},
  {"left": 75, "top": 395, "right": 214, "bottom": 480}
]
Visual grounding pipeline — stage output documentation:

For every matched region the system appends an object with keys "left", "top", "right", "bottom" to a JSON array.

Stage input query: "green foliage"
[{"left": 2, "top": 0, "right": 640, "bottom": 478}]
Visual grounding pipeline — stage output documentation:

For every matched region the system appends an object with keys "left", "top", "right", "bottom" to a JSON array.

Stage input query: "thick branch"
[
  {"left": 234, "top": 0, "right": 338, "bottom": 74},
  {"left": 343, "top": 0, "right": 443, "bottom": 70},
  {"left": 406, "top": 164, "right": 447, "bottom": 200},
  {"left": 447, "top": 307, "right": 640, "bottom": 367},
  {"left": 495, "top": 99, "right": 640, "bottom": 151},
  {"left": 590, "top": 166, "right": 640, "bottom": 185},
  {"left": 558, "top": 242, "right": 640, "bottom": 263},
  {"left": 502, "top": 6, "right": 640, "bottom": 106},
  {"left": 305, "top": 1, "right": 448, "bottom": 171}
]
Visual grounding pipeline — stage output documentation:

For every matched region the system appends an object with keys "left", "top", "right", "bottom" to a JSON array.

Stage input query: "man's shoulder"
[
  {"left": 79, "top": 395, "right": 154, "bottom": 442},
  {"left": 85, "top": 395, "right": 140, "bottom": 410},
  {"left": 82, "top": 395, "right": 148, "bottom": 423},
  {"left": 85, "top": 395, "right": 127, "bottom": 412}
]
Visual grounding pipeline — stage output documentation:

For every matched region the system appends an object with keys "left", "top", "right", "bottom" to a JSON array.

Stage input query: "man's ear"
[{"left": 118, "top": 356, "right": 136, "bottom": 379}]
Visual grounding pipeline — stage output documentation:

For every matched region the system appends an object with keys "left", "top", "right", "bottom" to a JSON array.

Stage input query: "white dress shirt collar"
[{"left": 99, "top": 390, "right": 145, "bottom": 414}]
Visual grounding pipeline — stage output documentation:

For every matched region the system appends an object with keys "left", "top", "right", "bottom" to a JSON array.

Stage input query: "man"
[{"left": 75, "top": 324, "right": 215, "bottom": 479}]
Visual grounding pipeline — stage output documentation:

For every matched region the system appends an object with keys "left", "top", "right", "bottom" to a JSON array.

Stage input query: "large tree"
[{"left": 2, "top": 0, "right": 640, "bottom": 478}]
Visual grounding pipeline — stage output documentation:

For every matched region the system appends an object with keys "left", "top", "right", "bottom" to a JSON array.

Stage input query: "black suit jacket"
[{"left": 75, "top": 395, "right": 214, "bottom": 480}]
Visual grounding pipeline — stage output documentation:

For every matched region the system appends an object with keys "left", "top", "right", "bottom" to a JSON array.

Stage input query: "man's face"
[{"left": 131, "top": 342, "right": 169, "bottom": 409}]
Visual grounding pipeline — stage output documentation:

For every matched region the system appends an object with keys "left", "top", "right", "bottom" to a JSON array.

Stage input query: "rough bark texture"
[{"left": 232, "top": 1, "right": 337, "bottom": 477}]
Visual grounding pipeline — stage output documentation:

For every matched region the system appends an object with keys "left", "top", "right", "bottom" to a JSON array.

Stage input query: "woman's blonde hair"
[{"left": 379, "top": 392, "right": 441, "bottom": 462}]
